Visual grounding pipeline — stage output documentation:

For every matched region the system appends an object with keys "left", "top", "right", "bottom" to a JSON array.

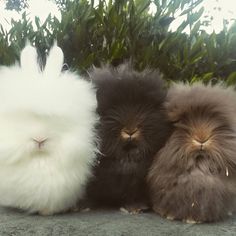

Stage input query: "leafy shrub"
[{"left": 0, "top": 0, "right": 236, "bottom": 84}]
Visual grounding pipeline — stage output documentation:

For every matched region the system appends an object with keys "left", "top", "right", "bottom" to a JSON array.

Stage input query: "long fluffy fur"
[
  {"left": 148, "top": 83, "right": 236, "bottom": 222},
  {"left": 85, "top": 64, "right": 172, "bottom": 209},
  {"left": 0, "top": 44, "right": 98, "bottom": 215}
]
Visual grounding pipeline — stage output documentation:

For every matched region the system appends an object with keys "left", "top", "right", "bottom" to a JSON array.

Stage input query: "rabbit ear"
[
  {"left": 20, "top": 43, "right": 39, "bottom": 74},
  {"left": 44, "top": 43, "right": 64, "bottom": 79}
]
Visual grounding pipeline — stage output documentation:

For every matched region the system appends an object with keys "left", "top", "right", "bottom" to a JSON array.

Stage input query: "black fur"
[{"left": 85, "top": 64, "right": 172, "bottom": 209}]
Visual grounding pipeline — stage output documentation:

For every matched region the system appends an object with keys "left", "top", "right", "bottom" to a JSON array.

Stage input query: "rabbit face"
[
  {"left": 99, "top": 103, "right": 167, "bottom": 161},
  {"left": 171, "top": 108, "right": 234, "bottom": 157},
  {"left": 162, "top": 83, "right": 236, "bottom": 174},
  {"left": 0, "top": 112, "right": 76, "bottom": 164},
  {"left": 92, "top": 65, "right": 171, "bottom": 162},
  {"left": 0, "top": 76, "right": 95, "bottom": 166}
]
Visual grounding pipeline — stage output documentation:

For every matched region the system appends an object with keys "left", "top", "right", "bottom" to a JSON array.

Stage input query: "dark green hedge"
[{"left": 1, "top": 0, "right": 236, "bottom": 84}]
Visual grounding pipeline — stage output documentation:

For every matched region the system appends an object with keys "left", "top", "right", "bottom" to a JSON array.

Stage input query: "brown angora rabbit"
[
  {"left": 85, "top": 64, "right": 172, "bottom": 213},
  {"left": 148, "top": 83, "right": 236, "bottom": 223}
]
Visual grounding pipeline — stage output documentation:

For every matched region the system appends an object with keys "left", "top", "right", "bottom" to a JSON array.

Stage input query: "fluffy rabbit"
[
  {"left": 0, "top": 44, "right": 98, "bottom": 215},
  {"left": 148, "top": 83, "right": 236, "bottom": 223},
  {"left": 85, "top": 64, "right": 172, "bottom": 213}
]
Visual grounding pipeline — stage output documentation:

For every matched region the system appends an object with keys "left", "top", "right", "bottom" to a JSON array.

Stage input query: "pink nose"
[{"left": 32, "top": 138, "right": 48, "bottom": 148}]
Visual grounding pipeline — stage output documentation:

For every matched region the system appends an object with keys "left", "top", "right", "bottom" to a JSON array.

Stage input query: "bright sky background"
[
  {"left": 169, "top": 0, "right": 236, "bottom": 33},
  {"left": 0, "top": 0, "right": 235, "bottom": 34},
  {"left": 0, "top": 0, "right": 61, "bottom": 31}
]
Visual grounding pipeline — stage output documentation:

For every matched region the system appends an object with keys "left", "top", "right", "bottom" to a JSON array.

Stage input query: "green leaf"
[{"left": 226, "top": 72, "right": 236, "bottom": 86}]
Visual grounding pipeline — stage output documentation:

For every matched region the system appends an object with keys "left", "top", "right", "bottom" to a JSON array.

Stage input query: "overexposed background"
[{"left": 0, "top": 0, "right": 236, "bottom": 33}]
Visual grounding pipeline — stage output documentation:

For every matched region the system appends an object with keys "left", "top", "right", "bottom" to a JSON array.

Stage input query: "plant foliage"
[{"left": 1, "top": 0, "right": 236, "bottom": 84}]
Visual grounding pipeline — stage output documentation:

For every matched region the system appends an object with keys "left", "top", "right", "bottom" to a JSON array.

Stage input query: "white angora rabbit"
[{"left": 0, "top": 44, "right": 98, "bottom": 215}]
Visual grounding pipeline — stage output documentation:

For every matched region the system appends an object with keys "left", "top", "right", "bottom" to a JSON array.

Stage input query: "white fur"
[{"left": 0, "top": 44, "right": 98, "bottom": 214}]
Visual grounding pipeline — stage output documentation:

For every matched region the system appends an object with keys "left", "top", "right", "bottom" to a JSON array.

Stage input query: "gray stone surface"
[{"left": 0, "top": 207, "right": 235, "bottom": 236}]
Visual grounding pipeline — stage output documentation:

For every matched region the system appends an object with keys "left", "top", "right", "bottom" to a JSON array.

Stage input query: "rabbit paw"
[
  {"left": 120, "top": 203, "right": 149, "bottom": 215},
  {"left": 38, "top": 209, "right": 53, "bottom": 216},
  {"left": 166, "top": 215, "right": 175, "bottom": 221},
  {"left": 183, "top": 218, "right": 202, "bottom": 224}
]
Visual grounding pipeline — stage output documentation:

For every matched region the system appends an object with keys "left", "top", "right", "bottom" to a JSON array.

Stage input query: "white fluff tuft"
[
  {"left": 20, "top": 44, "right": 39, "bottom": 74},
  {"left": 0, "top": 44, "right": 98, "bottom": 215},
  {"left": 44, "top": 43, "right": 64, "bottom": 79}
]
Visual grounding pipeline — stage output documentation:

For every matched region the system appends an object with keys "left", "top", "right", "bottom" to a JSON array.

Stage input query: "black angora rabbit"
[
  {"left": 148, "top": 83, "right": 236, "bottom": 223},
  {"left": 86, "top": 64, "right": 172, "bottom": 213}
]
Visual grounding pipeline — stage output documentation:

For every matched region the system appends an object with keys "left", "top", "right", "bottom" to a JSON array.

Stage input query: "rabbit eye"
[
  {"left": 171, "top": 119, "right": 180, "bottom": 124},
  {"left": 214, "top": 125, "right": 232, "bottom": 133},
  {"left": 136, "top": 123, "right": 142, "bottom": 129},
  {"left": 174, "top": 121, "right": 189, "bottom": 131}
]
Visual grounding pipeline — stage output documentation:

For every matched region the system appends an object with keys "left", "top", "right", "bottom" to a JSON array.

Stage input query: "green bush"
[{"left": 1, "top": 0, "right": 236, "bottom": 84}]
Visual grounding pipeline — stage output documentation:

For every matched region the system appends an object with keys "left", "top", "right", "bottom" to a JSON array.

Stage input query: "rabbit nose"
[
  {"left": 121, "top": 128, "right": 140, "bottom": 141},
  {"left": 192, "top": 139, "right": 209, "bottom": 150},
  {"left": 32, "top": 137, "right": 48, "bottom": 148}
]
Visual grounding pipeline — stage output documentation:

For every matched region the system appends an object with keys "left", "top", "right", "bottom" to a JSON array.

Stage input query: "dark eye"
[
  {"left": 136, "top": 123, "right": 142, "bottom": 129},
  {"left": 171, "top": 119, "right": 180, "bottom": 124},
  {"left": 173, "top": 121, "right": 189, "bottom": 131},
  {"left": 214, "top": 125, "right": 232, "bottom": 133}
]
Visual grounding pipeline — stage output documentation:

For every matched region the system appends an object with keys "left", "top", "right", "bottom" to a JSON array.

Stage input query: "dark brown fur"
[
  {"left": 148, "top": 83, "right": 236, "bottom": 222},
  {"left": 86, "top": 64, "right": 172, "bottom": 209}
]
